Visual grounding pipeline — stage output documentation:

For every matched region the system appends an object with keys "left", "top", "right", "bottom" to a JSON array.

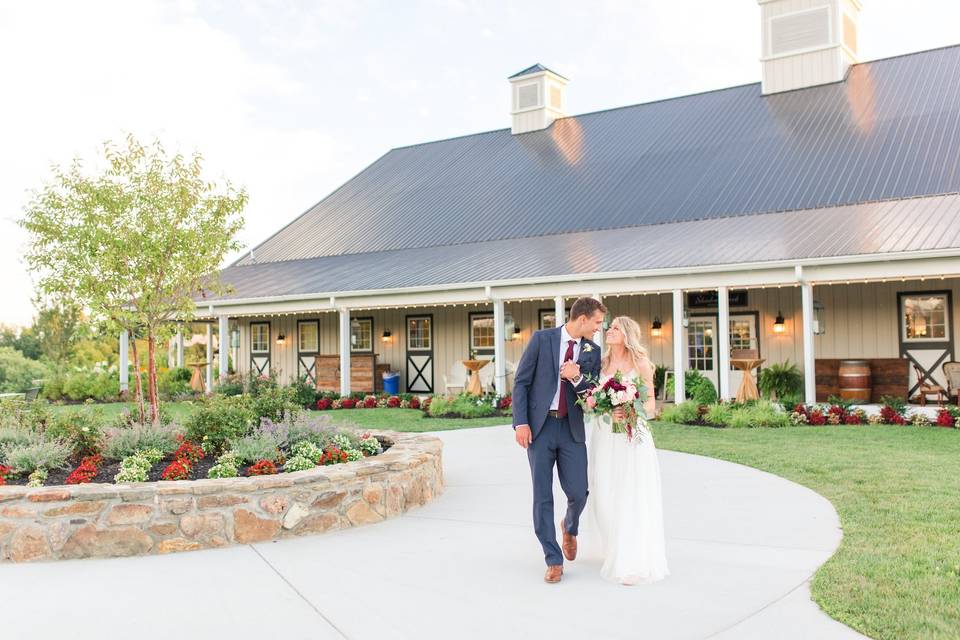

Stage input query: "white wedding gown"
[{"left": 585, "top": 369, "right": 670, "bottom": 584}]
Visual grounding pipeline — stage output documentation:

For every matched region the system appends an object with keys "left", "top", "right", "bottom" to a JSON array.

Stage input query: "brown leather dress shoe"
[
  {"left": 561, "top": 522, "right": 577, "bottom": 562},
  {"left": 544, "top": 565, "right": 563, "bottom": 583}
]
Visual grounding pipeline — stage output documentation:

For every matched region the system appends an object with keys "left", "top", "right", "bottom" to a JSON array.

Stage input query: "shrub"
[
  {"left": 879, "top": 394, "right": 907, "bottom": 413},
  {"left": 0, "top": 346, "right": 48, "bottom": 393},
  {"left": 936, "top": 409, "right": 954, "bottom": 427},
  {"left": 690, "top": 378, "right": 717, "bottom": 405},
  {"left": 289, "top": 376, "right": 318, "bottom": 408},
  {"left": 1, "top": 439, "right": 72, "bottom": 474},
  {"left": 758, "top": 361, "right": 804, "bottom": 401},
  {"left": 283, "top": 455, "right": 315, "bottom": 473},
  {"left": 104, "top": 423, "right": 181, "bottom": 461},
  {"left": 159, "top": 367, "right": 194, "bottom": 399},
  {"left": 285, "top": 416, "right": 337, "bottom": 450},
  {"left": 0, "top": 464, "right": 12, "bottom": 484},
  {"left": 666, "top": 370, "right": 709, "bottom": 401},
  {"left": 659, "top": 400, "right": 700, "bottom": 424},
  {"left": 358, "top": 433, "right": 381, "bottom": 457},
  {"left": 704, "top": 403, "right": 733, "bottom": 426},
  {"left": 27, "top": 467, "right": 47, "bottom": 487},
  {"left": 183, "top": 395, "right": 255, "bottom": 455},
  {"left": 207, "top": 455, "right": 239, "bottom": 478},
  {"left": 290, "top": 440, "right": 323, "bottom": 464},
  {"left": 247, "top": 459, "right": 277, "bottom": 476},
  {"left": 428, "top": 393, "right": 498, "bottom": 418},
  {"left": 408, "top": 396, "right": 421, "bottom": 410},
  {"left": 59, "top": 369, "right": 119, "bottom": 402},
  {"left": 228, "top": 432, "right": 281, "bottom": 465},
  {"left": 0, "top": 427, "right": 40, "bottom": 450},
  {"left": 251, "top": 385, "right": 301, "bottom": 423},
  {"left": 216, "top": 373, "right": 245, "bottom": 397},
  {"left": 386, "top": 396, "right": 402, "bottom": 408},
  {"left": 0, "top": 397, "right": 52, "bottom": 432},
  {"left": 341, "top": 398, "right": 357, "bottom": 409},
  {"left": 114, "top": 451, "right": 155, "bottom": 483},
  {"left": 332, "top": 432, "right": 357, "bottom": 451},
  {"left": 47, "top": 407, "right": 104, "bottom": 459},
  {"left": 344, "top": 448, "right": 363, "bottom": 462},
  {"left": 246, "top": 372, "right": 279, "bottom": 397}
]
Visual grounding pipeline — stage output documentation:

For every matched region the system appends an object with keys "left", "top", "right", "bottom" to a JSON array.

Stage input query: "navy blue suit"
[{"left": 512, "top": 327, "right": 601, "bottom": 566}]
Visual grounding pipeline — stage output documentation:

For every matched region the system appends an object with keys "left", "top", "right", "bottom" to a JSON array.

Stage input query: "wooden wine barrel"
[{"left": 838, "top": 360, "right": 872, "bottom": 403}]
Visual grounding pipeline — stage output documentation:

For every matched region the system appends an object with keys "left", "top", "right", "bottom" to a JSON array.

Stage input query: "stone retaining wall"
[{"left": 0, "top": 431, "right": 443, "bottom": 562}]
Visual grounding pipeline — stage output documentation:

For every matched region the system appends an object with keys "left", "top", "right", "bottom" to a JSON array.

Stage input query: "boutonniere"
[{"left": 582, "top": 344, "right": 594, "bottom": 353}]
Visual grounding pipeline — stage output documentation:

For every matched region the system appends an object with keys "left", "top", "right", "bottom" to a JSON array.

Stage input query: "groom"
[{"left": 512, "top": 296, "right": 606, "bottom": 583}]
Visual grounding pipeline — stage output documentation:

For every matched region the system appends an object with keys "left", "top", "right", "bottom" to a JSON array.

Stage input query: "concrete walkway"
[{"left": 0, "top": 425, "right": 869, "bottom": 640}]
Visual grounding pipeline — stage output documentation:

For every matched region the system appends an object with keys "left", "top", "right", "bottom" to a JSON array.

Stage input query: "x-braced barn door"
[
  {"left": 250, "top": 321, "right": 271, "bottom": 377},
  {"left": 898, "top": 291, "right": 954, "bottom": 397},
  {"left": 406, "top": 314, "right": 434, "bottom": 394}
]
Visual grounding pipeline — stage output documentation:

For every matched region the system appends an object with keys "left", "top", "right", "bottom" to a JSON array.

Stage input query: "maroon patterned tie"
[{"left": 557, "top": 339, "right": 576, "bottom": 418}]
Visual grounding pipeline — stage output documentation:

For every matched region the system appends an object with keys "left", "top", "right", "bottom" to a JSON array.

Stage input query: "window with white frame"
[
  {"left": 298, "top": 321, "right": 318, "bottom": 353},
  {"left": 408, "top": 317, "right": 431, "bottom": 350},
  {"left": 350, "top": 318, "right": 373, "bottom": 352},
  {"left": 539, "top": 308, "right": 569, "bottom": 330},
  {"left": 471, "top": 313, "right": 494, "bottom": 352},
  {"left": 902, "top": 294, "right": 949, "bottom": 341},
  {"left": 251, "top": 323, "right": 269, "bottom": 353}
]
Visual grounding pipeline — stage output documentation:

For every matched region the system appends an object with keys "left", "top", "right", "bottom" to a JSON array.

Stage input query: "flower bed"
[
  {"left": 0, "top": 430, "right": 443, "bottom": 563},
  {"left": 311, "top": 392, "right": 513, "bottom": 419}
]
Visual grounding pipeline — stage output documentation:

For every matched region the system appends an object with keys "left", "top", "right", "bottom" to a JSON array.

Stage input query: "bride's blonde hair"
[{"left": 601, "top": 316, "right": 650, "bottom": 375}]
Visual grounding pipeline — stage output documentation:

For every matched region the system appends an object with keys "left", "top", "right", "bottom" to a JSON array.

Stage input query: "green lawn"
[
  {"left": 48, "top": 401, "right": 197, "bottom": 423},
  {"left": 324, "top": 408, "right": 510, "bottom": 432},
  {"left": 649, "top": 420, "right": 960, "bottom": 640}
]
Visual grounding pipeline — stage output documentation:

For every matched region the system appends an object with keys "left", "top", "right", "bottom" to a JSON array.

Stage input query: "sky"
[{"left": 1, "top": 0, "right": 959, "bottom": 327}]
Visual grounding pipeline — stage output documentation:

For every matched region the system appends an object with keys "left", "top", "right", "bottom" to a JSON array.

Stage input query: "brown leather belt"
[{"left": 547, "top": 410, "right": 561, "bottom": 418}]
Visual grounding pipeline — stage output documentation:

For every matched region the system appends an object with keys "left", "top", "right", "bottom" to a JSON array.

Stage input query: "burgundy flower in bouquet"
[{"left": 577, "top": 372, "right": 648, "bottom": 442}]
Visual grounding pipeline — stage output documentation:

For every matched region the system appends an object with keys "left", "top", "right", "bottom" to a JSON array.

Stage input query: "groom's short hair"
[{"left": 569, "top": 296, "right": 607, "bottom": 321}]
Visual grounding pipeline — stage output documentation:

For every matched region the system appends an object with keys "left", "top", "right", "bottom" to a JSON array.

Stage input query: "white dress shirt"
[{"left": 550, "top": 325, "right": 582, "bottom": 410}]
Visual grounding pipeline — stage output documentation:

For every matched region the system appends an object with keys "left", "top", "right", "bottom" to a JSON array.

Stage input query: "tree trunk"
[
  {"left": 147, "top": 331, "right": 160, "bottom": 426},
  {"left": 130, "top": 332, "right": 146, "bottom": 424}
]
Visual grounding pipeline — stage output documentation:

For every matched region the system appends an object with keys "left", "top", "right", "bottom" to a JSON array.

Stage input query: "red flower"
[
  {"left": 174, "top": 440, "right": 205, "bottom": 466},
  {"left": 316, "top": 398, "right": 333, "bottom": 410},
  {"left": 793, "top": 403, "right": 808, "bottom": 416},
  {"left": 387, "top": 396, "right": 401, "bottom": 408},
  {"left": 808, "top": 410, "right": 826, "bottom": 425},
  {"left": 498, "top": 396, "right": 513, "bottom": 410},
  {"left": 827, "top": 405, "right": 846, "bottom": 418},
  {"left": 936, "top": 410, "right": 954, "bottom": 427},
  {"left": 879, "top": 405, "right": 903, "bottom": 424},
  {"left": 409, "top": 396, "right": 421, "bottom": 410},
  {"left": 0, "top": 464, "right": 12, "bottom": 485},
  {"left": 844, "top": 413, "right": 863, "bottom": 425},
  {"left": 363, "top": 396, "right": 378, "bottom": 408},
  {"left": 341, "top": 398, "right": 357, "bottom": 409},
  {"left": 66, "top": 454, "right": 104, "bottom": 484},
  {"left": 161, "top": 459, "right": 191, "bottom": 481},
  {"left": 248, "top": 459, "right": 278, "bottom": 476}
]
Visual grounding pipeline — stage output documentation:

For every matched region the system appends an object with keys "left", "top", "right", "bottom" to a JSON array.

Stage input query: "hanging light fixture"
[
  {"left": 650, "top": 317, "right": 662, "bottom": 338},
  {"left": 773, "top": 311, "right": 786, "bottom": 334}
]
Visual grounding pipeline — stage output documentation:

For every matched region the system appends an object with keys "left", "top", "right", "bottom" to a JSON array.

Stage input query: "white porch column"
[
  {"left": 554, "top": 295, "right": 565, "bottom": 329},
  {"left": 593, "top": 292, "right": 604, "bottom": 353},
  {"left": 717, "top": 285, "right": 731, "bottom": 400},
  {"left": 672, "top": 289, "right": 685, "bottom": 402},
  {"left": 205, "top": 323, "right": 213, "bottom": 392},
  {"left": 493, "top": 299, "right": 506, "bottom": 396},
  {"left": 339, "top": 308, "right": 351, "bottom": 397},
  {"left": 218, "top": 315, "right": 229, "bottom": 383},
  {"left": 176, "top": 330, "right": 184, "bottom": 367},
  {"left": 119, "top": 330, "right": 129, "bottom": 393},
  {"left": 801, "top": 280, "right": 817, "bottom": 404}
]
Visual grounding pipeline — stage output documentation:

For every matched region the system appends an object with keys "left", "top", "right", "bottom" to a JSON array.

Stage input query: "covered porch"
[{"left": 169, "top": 252, "right": 960, "bottom": 408}]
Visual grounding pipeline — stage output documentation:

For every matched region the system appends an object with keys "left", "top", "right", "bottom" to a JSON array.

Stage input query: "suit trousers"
[{"left": 527, "top": 414, "right": 589, "bottom": 566}]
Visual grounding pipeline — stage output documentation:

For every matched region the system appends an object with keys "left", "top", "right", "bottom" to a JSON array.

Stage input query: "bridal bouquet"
[{"left": 578, "top": 372, "right": 649, "bottom": 443}]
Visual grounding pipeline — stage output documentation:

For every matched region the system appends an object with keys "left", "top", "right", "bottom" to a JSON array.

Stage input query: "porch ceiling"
[{"left": 206, "top": 193, "right": 960, "bottom": 306}]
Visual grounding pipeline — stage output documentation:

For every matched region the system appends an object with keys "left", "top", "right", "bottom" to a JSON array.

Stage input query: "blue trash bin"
[{"left": 382, "top": 371, "right": 400, "bottom": 395}]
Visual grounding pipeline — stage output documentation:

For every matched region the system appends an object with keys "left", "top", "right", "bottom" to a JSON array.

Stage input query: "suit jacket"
[{"left": 511, "top": 327, "right": 601, "bottom": 443}]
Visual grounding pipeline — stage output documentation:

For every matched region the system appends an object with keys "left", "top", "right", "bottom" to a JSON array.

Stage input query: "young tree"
[
  {"left": 32, "top": 297, "right": 85, "bottom": 365},
  {"left": 20, "top": 135, "right": 246, "bottom": 425}
]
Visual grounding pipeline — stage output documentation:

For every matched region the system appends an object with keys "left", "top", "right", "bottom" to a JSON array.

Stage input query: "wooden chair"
[
  {"left": 942, "top": 362, "right": 960, "bottom": 404},
  {"left": 912, "top": 363, "right": 945, "bottom": 407}
]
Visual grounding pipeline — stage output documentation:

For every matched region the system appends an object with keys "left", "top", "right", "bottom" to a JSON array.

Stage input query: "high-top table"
[
  {"left": 730, "top": 358, "right": 765, "bottom": 403},
  {"left": 461, "top": 359, "right": 490, "bottom": 396},
  {"left": 188, "top": 362, "right": 209, "bottom": 393}
]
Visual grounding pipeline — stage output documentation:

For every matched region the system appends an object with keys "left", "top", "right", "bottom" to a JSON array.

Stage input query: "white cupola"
[
  {"left": 508, "top": 63, "right": 568, "bottom": 135},
  {"left": 758, "top": 0, "right": 861, "bottom": 95}
]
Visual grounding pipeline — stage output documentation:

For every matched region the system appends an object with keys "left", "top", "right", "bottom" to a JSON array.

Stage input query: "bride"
[{"left": 586, "top": 315, "right": 669, "bottom": 585}]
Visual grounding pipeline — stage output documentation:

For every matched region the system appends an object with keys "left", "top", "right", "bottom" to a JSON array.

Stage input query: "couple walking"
[{"left": 512, "top": 296, "right": 669, "bottom": 585}]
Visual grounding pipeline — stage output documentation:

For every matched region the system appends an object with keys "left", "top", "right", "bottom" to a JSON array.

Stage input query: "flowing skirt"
[{"left": 586, "top": 415, "right": 669, "bottom": 584}]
